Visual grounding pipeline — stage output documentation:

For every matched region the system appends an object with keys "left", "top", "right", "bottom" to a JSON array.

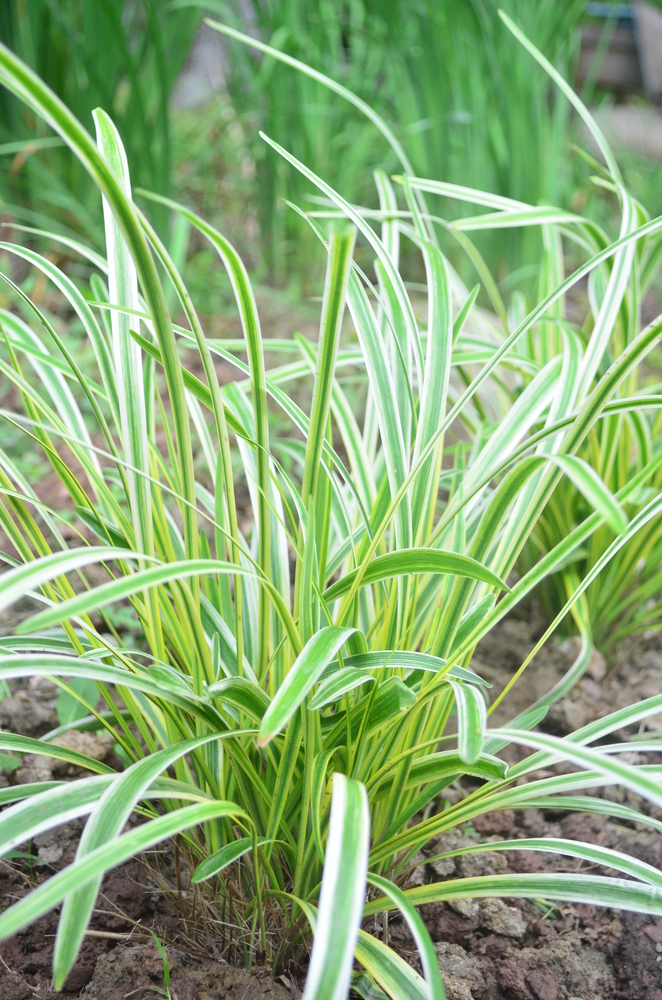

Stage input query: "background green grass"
[{"left": 3, "top": 0, "right": 654, "bottom": 294}]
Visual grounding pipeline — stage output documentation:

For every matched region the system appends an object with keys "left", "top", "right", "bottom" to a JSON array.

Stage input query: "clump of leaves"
[{"left": 2, "top": 14, "right": 662, "bottom": 1000}]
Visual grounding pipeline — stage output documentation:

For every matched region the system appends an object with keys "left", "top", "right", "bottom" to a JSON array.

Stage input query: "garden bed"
[{"left": 3, "top": 614, "right": 662, "bottom": 1000}]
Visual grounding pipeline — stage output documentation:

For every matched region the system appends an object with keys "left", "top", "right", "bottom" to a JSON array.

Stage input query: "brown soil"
[
  {"left": 0, "top": 821, "right": 296, "bottom": 999},
  {"left": 3, "top": 612, "right": 662, "bottom": 998}
]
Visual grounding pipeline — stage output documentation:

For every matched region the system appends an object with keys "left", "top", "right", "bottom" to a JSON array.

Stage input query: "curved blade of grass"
[
  {"left": 308, "top": 669, "right": 375, "bottom": 711},
  {"left": 372, "top": 751, "right": 507, "bottom": 799},
  {"left": 367, "top": 873, "right": 444, "bottom": 1000},
  {"left": 0, "top": 656, "right": 230, "bottom": 726},
  {"left": 452, "top": 207, "right": 581, "bottom": 231},
  {"left": 258, "top": 626, "right": 358, "bottom": 746},
  {"left": 2, "top": 223, "right": 108, "bottom": 271},
  {"left": 355, "top": 931, "right": 428, "bottom": 1000},
  {"left": 191, "top": 836, "right": 272, "bottom": 883},
  {"left": 202, "top": 18, "right": 414, "bottom": 175},
  {"left": 0, "top": 546, "right": 137, "bottom": 615},
  {"left": 427, "top": 837, "right": 662, "bottom": 888},
  {"left": 448, "top": 682, "right": 486, "bottom": 765},
  {"left": 302, "top": 773, "right": 369, "bottom": 1000},
  {"left": 499, "top": 10, "right": 620, "bottom": 182},
  {"left": 0, "top": 774, "right": 215, "bottom": 859},
  {"left": 0, "top": 783, "right": 63, "bottom": 807},
  {"left": 53, "top": 733, "right": 237, "bottom": 988},
  {"left": 0, "top": 732, "right": 116, "bottom": 774},
  {"left": 0, "top": 800, "right": 246, "bottom": 943},
  {"left": 93, "top": 109, "right": 160, "bottom": 657},
  {"left": 323, "top": 550, "right": 508, "bottom": 603},
  {"left": 205, "top": 676, "right": 271, "bottom": 721},
  {"left": 493, "top": 729, "right": 662, "bottom": 811},
  {"left": 365, "top": 872, "right": 662, "bottom": 918},
  {"left": 342, "top": 651, "right": 488, "bottom": 687},
  {"left": 0, "top": 776, "right": 113, "bottom": 857},
  {"left": 497, "top": 693, "right": 662, "bottom": 782},
  {"left": 554, "top": 455, "right": 628, "bottom": 534},
  {"left": 402, "top": 177, "right": 532, "bottom": 213},
  {"left": 17, "top": 559, "right": 299, "bottom": 654},
  {"left": 515, "top": 796, "right": 662, "bottom": 834}
]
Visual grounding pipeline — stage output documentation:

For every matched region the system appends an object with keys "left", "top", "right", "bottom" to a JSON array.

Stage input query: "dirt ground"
[{"left": 3, "top": 610, "right": 662, "bottom": 999}]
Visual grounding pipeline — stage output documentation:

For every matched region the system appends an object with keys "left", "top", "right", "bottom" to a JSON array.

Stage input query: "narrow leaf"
[
  {"left": 258, "top": 627, "right": 357, "bottom": 746},
  {"left": 302, "top": 774, "right": 370, "bottom": 1000}
]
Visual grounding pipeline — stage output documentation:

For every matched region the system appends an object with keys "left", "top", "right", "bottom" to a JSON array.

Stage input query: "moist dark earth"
[{"left": 3, "top": 610, "right": 662, "bottom": 999}]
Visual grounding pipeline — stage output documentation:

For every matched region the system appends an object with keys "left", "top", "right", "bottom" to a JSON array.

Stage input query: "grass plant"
[{"left": 2, "top": 13, "right": 662, "bottom": 1000}]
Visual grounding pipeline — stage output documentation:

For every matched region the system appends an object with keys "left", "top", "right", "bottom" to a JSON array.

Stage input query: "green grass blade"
[
  {"left": 0, "top": 801, "right": 246, "bottom": 943},
  {"left": 0, "top": 656, "right": 229, "bottom": 726},
  {"left": 301, "top": 225, "right": 356, "bottom": 506},
  {"left": 53, "top": 733, "right": 241, "bottom": 988},
  {"left": 367, "top": 873, "right": 445, "bottom": 1000},
  {"left": 302, "top": 773, "right": 369, "bottom": 1000},
  {"left": 355, "top": 931, "right": 428, "bottom": 1000},
  {"left": 426, "top": 837, "right": 662, "bottom": 888},
  {"left": 495, "top": 729, "right": 662, "bottom": 812},
  {"left": 346, "top": 270, "right": 411, "bottom": 549},
  {"left": 203, "top": 19, "right": 414, "bottom": 175},
  {"left": 137, "top": 190, "right": 272, "bottom": 676},
  {"left": 205, "top": 677, "right": 271, "bottom": 721},
  {"left": 411, "top": 241, "right": 452, "bottom": 538},
  {"left": 0, "top": 776, "right": 112, "bottom": 857},
  {"left": 93, "top": 108, "right": 161, "bottom": 658},
  {"left": 498, "top": 10, "right": 621, "bottom": 182},
  {"left": 372, "top": 751, "right": 507, "bottom": 798},
  {"left": 324, "top": 550, "right": 508, "bottom": 603},
  {"left": 0, "top": 546, "right": 136, "bottom": 614},
  {"left": 258, "top": 627, "right": 358, "bottom": 746},
  {"left": 449, "top": 682, "right": 486, "bottom": 765},
  {"left": 365, "top": 871, "right": 662, "bottom": 919},
  {"left": 0, "top": 733, "right": 115, "bottom": 774},
  {"left": 554, "top": 455, "right": 628, "bottom": 534},
  {"left": 192, "top": 836, "right": 272, "bottom": 883},
  {"left": 308, "top": 669, "right": 375, "bottom": 711},
  {"left": 16, "top": 560, "right": 299, "bottom": 654}
]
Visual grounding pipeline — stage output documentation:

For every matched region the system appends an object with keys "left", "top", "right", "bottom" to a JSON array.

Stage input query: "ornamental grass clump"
[{"left": 3, "top": 13, "right": 662, "bottom": 1000}]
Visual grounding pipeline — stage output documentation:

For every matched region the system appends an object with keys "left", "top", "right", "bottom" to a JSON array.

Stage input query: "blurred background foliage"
[
  {"left": 219, "top": 0, "right": 585, "bottom": 286},
  {"left": 0, "top": 0, "right": 650, "bottom": 294},
  {"left": 0, "top": 0, "right": 201, "bottom": 242}
]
